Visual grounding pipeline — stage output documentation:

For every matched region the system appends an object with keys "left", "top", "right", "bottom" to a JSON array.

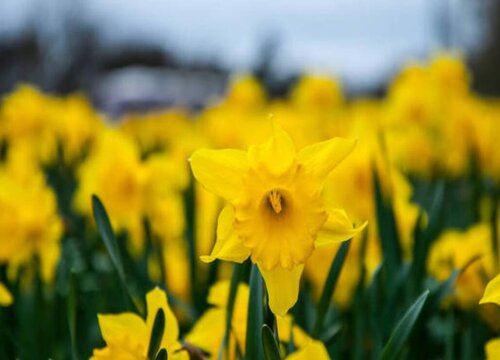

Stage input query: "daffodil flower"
[
  {"left": 91, "top": 287, "right": 188, "bottom": 360},
  {"left": 479, "top": 274, "right": 500, "bottom": 360},
  {"left": 190, "top": 125, "right": 367, "bottom": 316},
  {"left": 186, "top": 281, "right": 311, "bottom": 359},
  {"left": 0, "top": 282, "right": 12, "bottom": 306}
]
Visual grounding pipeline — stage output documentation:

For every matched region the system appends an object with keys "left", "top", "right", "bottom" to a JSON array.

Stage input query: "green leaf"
[
  {"left": 91, "top": 194, "right": 140, "bottom": 313},
  {"left": 218, "top": 263, "right": 246, "bottom": 360},
  {"left": 92, "top": 195, "right": 126, "bottom": 281},
  {"left": 245, "top": 265, "right": 264, "bottom": 360},
  {"left": 262, "top": 325, "right": 281, "bottom": 360},
  {"left": 67, "top": 270, "right": 78, "bottom": 360},
  {"left": 312, "top": 240, "right": 351, "bottom": 338},
  {"left": 183, "top": 179, "right": 201, "bottom": 311},
  {"left": 409, "top": 182, "right": 445, "bottom": 295},
  {"left": 424, "top": 181, "right": 445, "bottom": 241},
  {"left": 155, "top": 348, "right": 168, "bottom": 360},
  {"left": 378, "top": 290, "right": 429, "bottom": 360},
  {"left": 147, "top": 309, "right": 166, "bottom": 360},
  {"left": 429, "top": 255, "right": 481, "bottom": 309},
  {"left": 373, "top": 169, "right": 401, "bottom": 274}
]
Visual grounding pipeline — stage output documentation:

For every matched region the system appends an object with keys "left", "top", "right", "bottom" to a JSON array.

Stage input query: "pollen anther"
[{"left": 268, "top": 190, "right": 283, "bottom": 214}]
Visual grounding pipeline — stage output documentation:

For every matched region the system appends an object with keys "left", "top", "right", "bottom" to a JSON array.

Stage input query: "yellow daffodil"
[
  {"left": 91, "top": 287, "right": 188, "bottom": 360},
  {"left": 0, "top": 282, "right": 13, "bottom": 306},
  {"left": 190, "top": 125, "right": 367, "bottom": 316},
  {"left": 428, "top": 224, "right": 497, "bottom": 308},
  {"left": 285, "top": 340, "right": 330, "bottom": 360},
  {"left": 480, "top": 273, "right": 500, "bottom": 360},
  {"left": 186, "top": 281, "right": 311, "bottom": 359},
  {"left": 0, "top": 147, "right": 63, "bottom": 282},
  {"left": 485, "top": 339, "right": 500, "bottom": 360},
  {"left": 480, "top": 273, "right": 500, "bottom": 306}
]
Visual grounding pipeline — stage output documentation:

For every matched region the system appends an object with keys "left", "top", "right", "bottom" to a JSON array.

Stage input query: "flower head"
[
  {"left": 91, "top": 287, "right": 188, "bottom": 360},
  {"left": 190, "top": 124, "right": 366, "bottom": 315}
]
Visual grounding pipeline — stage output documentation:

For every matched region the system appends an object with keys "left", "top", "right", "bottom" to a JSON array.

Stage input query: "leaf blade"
[
  {"left": 378, "top": 290, "right": 429, "bottom": 360},
  {"left": 262, "top": 325, "right": 281, "bottom": 360}
]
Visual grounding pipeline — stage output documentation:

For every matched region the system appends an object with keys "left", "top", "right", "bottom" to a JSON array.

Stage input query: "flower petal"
[
  {"left": 480, "top": 273, "right": 500, "bottom": 306},
  {"left": 276, "top": 315, "right": 311, "bottom": 349},
  {"left": 206, "top": 280, "right": 250, "bottom": 309},
  {"left": 200, "top": 205, "right": 251, "bottom": 263},
  {"left": 146, "top": 287, "right": 180, "bottom": 349},
  {"left": 485, "top": 338, "right": 500, "bottom": 360},
  {"left": 258, "top": 264, "right": 304, "bottom": 317},
  {"left": 97, "top": 313, "right": 148, "bottom": 347},
  {"left": 189, "top": 148, "right": 248, "bottom": 200},
  {"left": 285, "top": 340, "right": 330, "bottom": 360},
  {"left": 315, "top": 208, "right": 367, "bottom": 248},
  {"left": 0, "top": 282, "right": 13, "bottom": 306},
  {"left": 249, "top": 124, "right": 296, "bottom": 177},
  {"left": 185, "top": 308, "right": 225, "bottom": 354},
  {"left": 298, "top": 137, "right": 356, "bottom": 180}
]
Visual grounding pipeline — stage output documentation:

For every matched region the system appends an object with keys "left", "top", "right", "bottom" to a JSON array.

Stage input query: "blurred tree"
[{"left": 470, "top": 0, "right": 500, "bottom": 95}]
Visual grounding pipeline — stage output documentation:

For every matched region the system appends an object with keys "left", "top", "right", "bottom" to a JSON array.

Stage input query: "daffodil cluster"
[{"left": 0, "top": 54, "right": 498, "bottom": 359}]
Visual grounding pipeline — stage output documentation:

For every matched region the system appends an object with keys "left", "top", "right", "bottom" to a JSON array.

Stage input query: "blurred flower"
[
  {"left": 0, "top": 146, "right": 62, "bottom": 283},
  {"left": 190, "top": 124, "right": 366, "bottom": 315},
  {"left": 485, "top": 339, "right": 500, "bottom": 360},
  {"left": 0, "top": 282, "right": 13, "bottom": 306},
  {"left": 91, "top": 287, "right": 188, "bottom": 359},
  {"left": 186, "top": 281, "right": 311, "bottom": 359},
  {"left": 291, "top": 75, "right": 343, "bottom": 111},
  {"left": 74, "top": 129, "right": 147, "bottom": 252},
  {"left": 428, "top": 224, "right": 498, "bottom": 308},
  {"left": 285, "top": 340, "right": 330, "bottom": 360},
  {"left": 480, "top": 273, "right": 500, "bottom": 306},
  {"left": 480, "top": 274, "right": 500, "bottom": 360},
  {"left": 52, "top": 94, "right": 103, "bottom": 163}
]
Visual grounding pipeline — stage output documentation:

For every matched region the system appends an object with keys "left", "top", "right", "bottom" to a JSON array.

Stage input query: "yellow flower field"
[{"left": 0, "top": 55, "right": 498, "bottom": 359}]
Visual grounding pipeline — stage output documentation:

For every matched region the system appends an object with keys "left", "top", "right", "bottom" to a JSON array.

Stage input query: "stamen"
[{"left": 268, "top": 190, "right": 283, "bottom": 214}]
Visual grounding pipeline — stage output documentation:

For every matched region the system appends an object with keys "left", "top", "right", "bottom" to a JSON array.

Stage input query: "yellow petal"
[
  {"left": 285, "top": 340, "right": 330, "bottom": 360},
  {"left": 249, "top": 124, "right": 296, "bottom": 177},
  {"left": 480, "top": 273, "right": 500, "bottom": 306},
  {"left": 206, "top": 281, "right": 250, "bottom": 309},
  {"left": 189, "top": 148, "right": 248, "bottom": 200},
  {"left": 97, "top": 313, "right": 148, "bottom": 347},
  {"left": 315, "top": 208, "right": 367, "bottom": 248},
  {"left": 259, "top": 264, "right": 304, "bottom": 317},
  {"left": 200, "top": 205, "right": 251, "bottom": 263},
  {"left": 39, "top": 237, "right": 61, "bottom": 283},
  {"left": 146, "top": 287, "right": 180, "bottom": 349},
  {"left": 185, "top": 308, "right": 225, "bottom": 355},
  {"left": 90, "top": 345, "right": 142, "bottom": 360},
  {"left": 298, "top": 137, "right": 356, "bottom": 181},
  {"left": 277, "top": 315, "right": 311, "bottom": 348},
  {"left": 0, "top": 282, "right": 13, "bottom": 306},
  {"left": 486, "top": 338, "right": 500, "bottom": 360}
]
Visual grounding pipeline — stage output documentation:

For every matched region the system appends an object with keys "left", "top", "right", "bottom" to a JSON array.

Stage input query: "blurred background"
[{"left": 0, "top": 0, "right": 498, "bottom": 116}]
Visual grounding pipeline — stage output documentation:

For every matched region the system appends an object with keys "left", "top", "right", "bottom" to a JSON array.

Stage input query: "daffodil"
[
  {"left": 190, "top": 125, "right": 366, "bottom": 315},
  {"left": 91, "top": 287, "right": 188, "bottom": 360},
  {"left": 428, "top": 224, "right": 497, "bottom": 308},
  {"left": 285, "top": 340, "right": 330, "bottom": 360},
  {"left": 0, "top": 282, "right": 13, "bottom": 306},
  {"left": 186, "top": 281, "right": 311, "bottom": 359},
  {"left": 479, "top": 274, "right": 500, "bottom": 360},
  {"left": 480, "top": 273, "right": 500, "bottom": 306},
  {"left": 0, "top": 146, "right": 63, "bottom": 282}
]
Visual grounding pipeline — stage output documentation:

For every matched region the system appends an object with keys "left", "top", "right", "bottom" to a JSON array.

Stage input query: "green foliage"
[
  {"left": 262, "top": 325, "right": 281, "bottom": 360},
  {"left": 147, "top": 309, "right": 166, "bottom": 360},
  {"left": 378, "top": 290, "right": 429, "bottom": 360}
]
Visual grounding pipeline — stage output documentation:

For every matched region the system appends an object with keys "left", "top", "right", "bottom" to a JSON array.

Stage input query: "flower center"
[{"left": 268, "top": 189, "right": 283, "bottom": 214}]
